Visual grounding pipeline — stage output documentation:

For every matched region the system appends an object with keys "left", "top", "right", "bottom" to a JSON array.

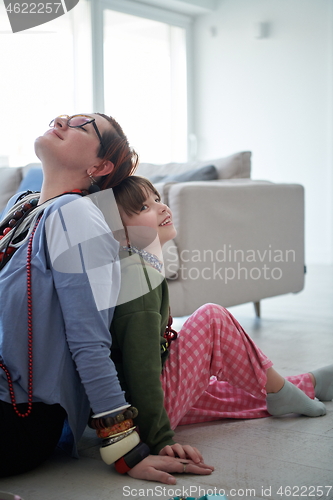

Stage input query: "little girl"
[{"left": 111, "top": 175, "right": 333, "bottom": 463}]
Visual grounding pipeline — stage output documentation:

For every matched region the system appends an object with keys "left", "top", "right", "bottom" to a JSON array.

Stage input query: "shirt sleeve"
[
  {"left": 43, "top": 195, "right": 127, "bottom": 414},
  {"left": 111, "top": 270, "right": 176, "bottom": 454}
]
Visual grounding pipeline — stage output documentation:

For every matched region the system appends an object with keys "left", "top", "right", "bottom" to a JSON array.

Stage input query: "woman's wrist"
[
  {"left": 114, "top": 442, "right": 150, "bottom": 474},
  {"left": 89, "top": 405, "right": 138, "bottom": 430},
  {"left": 91, "top": 405, "right": 148, "bottom": 469},
  {"left": 92, "top": 404, "right": 130, "bottom": 419}
]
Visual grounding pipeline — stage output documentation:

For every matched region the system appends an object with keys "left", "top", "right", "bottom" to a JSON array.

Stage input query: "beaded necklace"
[
  {"left": 0, "top": 189, "right": 85, "bottom": 270},
  {"left": 121, "top": 245, "right": 163, "bottom": 273},
  {"left": 0, "top": 192, "right": 41, "bottom": 268}
]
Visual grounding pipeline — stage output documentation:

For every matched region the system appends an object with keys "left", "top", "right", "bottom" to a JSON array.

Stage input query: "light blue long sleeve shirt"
[{"left": 0, "top": 193, "right": 127, "bottom": 455}]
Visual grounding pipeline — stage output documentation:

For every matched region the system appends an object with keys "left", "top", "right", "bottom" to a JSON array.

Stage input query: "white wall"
[{"left": 193, "top": 0, "right": 333, "bottom": 264}]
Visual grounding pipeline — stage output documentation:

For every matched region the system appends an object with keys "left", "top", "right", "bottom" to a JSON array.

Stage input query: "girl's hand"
[
  {"left": 159, "top": 443, "right": 203, "bottom": 464},
  {"left": 127, "top": 454, "right": 214, "bottom": 484}
]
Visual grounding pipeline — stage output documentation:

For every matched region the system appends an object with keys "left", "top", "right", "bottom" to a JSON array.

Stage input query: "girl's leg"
[
  {"left": 0, "top": 401, "right": 66, "bottom": 477},
  {"left": 162, "top": 303, "right": 273, "bottom": 429},
  {"left": 310, "top": 365, "right": 333, "bottom": 401},
  {"left": 266, "top": 365, "right": 333, "bottom": 416},
  {"left": 180, "top": 370, "right": 322, "bottom": 425},
  {"left": 178, "top": 377, "right": 271, "bottom": 425},
  {"left": 161, "top": 304, "right": 326, "bottom": 429}
]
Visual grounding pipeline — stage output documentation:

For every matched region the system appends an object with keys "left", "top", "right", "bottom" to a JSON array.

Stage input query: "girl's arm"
[{"left": 111, "top": 305, "right": 176, "bottom": 454}]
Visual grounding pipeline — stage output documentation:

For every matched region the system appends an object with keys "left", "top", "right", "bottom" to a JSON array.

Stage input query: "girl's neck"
[{"left": 140, "top": 238, "right": 163, "bottom": 262}]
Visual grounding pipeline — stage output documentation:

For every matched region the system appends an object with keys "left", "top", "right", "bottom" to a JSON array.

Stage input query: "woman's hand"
[
  {"left": 159, "top": 443, "right": 203, "bottom": 464},
  {"left": 127, "top": 454, "right": 214, "bottom": 484}
]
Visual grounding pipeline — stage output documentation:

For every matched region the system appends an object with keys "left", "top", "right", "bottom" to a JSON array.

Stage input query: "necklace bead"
[{"left": 8, "top": 219, "right": 17, "bottom": 228}]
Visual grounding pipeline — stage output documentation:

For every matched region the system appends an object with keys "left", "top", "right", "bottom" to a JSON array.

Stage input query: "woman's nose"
[{"left": 53, "top": 116, "right": 68, "bottom": 129}]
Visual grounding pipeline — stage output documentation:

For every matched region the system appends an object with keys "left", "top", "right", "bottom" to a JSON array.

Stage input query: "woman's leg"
[
  {"left": 161, "top": 304, "right": 326, "bottom": 429},
  {"left": 0, "top": 401, "right": 66, "bottom": 477}
]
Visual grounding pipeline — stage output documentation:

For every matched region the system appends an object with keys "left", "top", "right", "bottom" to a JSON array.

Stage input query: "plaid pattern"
[{"left": 161, "top": 304, "right": 314, "bottom": 428}]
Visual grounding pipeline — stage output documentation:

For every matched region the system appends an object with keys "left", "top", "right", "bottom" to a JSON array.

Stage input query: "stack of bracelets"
[{"left": 89, "top": 405, "right": 150, "bottom": 473}]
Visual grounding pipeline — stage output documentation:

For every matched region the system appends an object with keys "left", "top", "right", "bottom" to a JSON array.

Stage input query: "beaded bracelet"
[
  {"left": 95, "top": 418, "right": 134, "bottom": 439},
  {"left": 89, "top": 406, "right": 138, "bottom": 430}
]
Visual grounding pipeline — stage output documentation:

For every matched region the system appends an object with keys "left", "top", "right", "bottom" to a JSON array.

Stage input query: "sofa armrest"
[{"left": 165, "top": 180, "right": 305, "bottom": 316}]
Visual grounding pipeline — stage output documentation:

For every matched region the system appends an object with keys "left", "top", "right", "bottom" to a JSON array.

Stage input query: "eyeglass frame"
[{"left": 49, "top": 114, "right": 106, "bottom": 154}]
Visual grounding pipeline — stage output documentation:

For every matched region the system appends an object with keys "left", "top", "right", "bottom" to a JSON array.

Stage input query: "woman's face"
[
  {"left": 119, "top": 190, "right": 177, "bottom": 247},
  {"left": 34, "top": 113, "right": 113, "bottom": 173}
]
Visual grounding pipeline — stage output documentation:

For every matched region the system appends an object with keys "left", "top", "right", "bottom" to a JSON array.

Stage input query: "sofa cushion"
[
  {"left": 0, "top": 167, "right": 23, "bottom": 213},
  {"left": 136, "top": 151, "right": 251, "bottom": 181},
  {"left": 211, "top": 151, "right": 251, "bottom": 179},
  {"left": 149, "top": 164, "right": 217, "bottom": 184}
]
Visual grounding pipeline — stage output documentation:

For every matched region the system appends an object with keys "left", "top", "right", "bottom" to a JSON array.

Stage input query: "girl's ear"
[{"left": 92, "top": 160, "right": 114, "bottom": 178}]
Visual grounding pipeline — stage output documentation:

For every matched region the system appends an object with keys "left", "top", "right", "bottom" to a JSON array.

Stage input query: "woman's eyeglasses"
[{"left": 49, "top": 114, "right": 106, "bottom": 153}]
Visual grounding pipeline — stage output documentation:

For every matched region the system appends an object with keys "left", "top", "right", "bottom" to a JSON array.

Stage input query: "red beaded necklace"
[
  {"left": 0, "top": 189, "right": 86, "bottom": 417},
  {"left": 0, "top": 216, "right": 40, "bottom": 417}
]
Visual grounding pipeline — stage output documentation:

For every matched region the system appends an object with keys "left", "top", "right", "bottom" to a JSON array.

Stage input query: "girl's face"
[
  {"left": 120, "top": 190, "right": 177, "bottom": 247},
  {"left": 34, "top": 113, "right": 113, "bottom": 173}
]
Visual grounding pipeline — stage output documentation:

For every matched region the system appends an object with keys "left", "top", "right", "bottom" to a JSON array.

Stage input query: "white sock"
[
  {"left": 311, "top": 364, "right": 333, "bottom": 401},
  {"left": 266, "top": 380, "right": 326, "bottom": 417}
]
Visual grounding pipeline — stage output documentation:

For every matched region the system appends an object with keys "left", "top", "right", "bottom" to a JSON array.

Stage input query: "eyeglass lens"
[
  {"left": 49, "top": 115, "right": 93, "bottom": 128},
  {"left": 68, "top": 115, "right": 94, "bottom": 127}
]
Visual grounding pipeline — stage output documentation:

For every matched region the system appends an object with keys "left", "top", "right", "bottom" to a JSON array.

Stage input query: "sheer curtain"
[
  {"left": 103, "top": 9, "right": 188, "bottom": 164},
  {"left": 0, "top": 0, "right": 92, "bottom": 167},
  {"left": 0, "top": 0, "right": 188, "bottom": 167}
]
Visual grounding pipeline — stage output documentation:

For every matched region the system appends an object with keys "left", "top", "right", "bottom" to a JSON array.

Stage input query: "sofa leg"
[{"left": 254, "top": 301, "right": 260, "bottom": 318}]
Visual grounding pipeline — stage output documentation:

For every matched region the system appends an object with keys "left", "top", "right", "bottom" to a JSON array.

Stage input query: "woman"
[
  {"left": 0, "top": 114, "right": 213, "bottom": 483},
  {"left": 111, "top": 175, "right": 333, "bottom": 475}
]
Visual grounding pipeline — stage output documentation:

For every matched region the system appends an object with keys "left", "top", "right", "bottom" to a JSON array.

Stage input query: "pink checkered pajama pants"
[{"left": 161, "top": 304, "right": 315, "bottom": 428}]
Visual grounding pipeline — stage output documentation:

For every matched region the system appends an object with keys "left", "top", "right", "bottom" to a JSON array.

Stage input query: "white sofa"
[
  {"left": 136, "top": 152, "right": 305, "bottom": 317},
  {"left": 0, "top": 152, "right": 305, "bottom": 317}
]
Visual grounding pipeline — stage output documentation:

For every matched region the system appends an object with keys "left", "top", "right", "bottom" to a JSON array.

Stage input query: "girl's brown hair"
[
  {"left": 112, "top": 175, "right": 160, "bottom": 217},
  {"left": 96, "top": 113, "right": 139, "bottom": 189}
]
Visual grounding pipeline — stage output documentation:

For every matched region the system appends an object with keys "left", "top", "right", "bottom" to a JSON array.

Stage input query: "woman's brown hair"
[
  {"left": 112, "top": 176, "right": 161, "bottom": 217},
  {"left": 96, "top": 113, "right": 139, "bottom": 189}
]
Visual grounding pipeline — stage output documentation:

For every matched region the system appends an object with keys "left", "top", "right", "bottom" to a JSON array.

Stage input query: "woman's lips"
[{"left": 47, "top": 129, "right": 63, "bottom": 140}]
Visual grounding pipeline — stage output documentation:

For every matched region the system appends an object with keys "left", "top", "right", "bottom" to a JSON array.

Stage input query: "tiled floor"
[{"left": 1, "top": 265, "right": 332, "bottom": 500}]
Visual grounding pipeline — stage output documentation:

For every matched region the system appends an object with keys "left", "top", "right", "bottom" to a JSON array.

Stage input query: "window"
[
  {"left": 0, "top": 0, "right": 191, "bottom": 167},
  {"left": 103, "top": 9, "right": 188, "bottom": 163},
  {"left": 0, "top": 0, "right": 92, "bottom": 168}
]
